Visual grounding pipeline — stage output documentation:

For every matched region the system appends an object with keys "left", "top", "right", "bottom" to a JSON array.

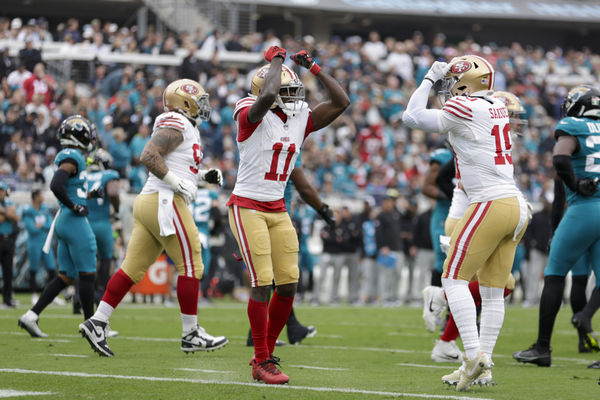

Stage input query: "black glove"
[
  {"left": 72, "top": 204, "right": 89, "bottom": 217},
  {"left": 204, "top": 168, "right": 223, "bottom": 186},
  {"left": 88, "top": 187, "right": 105, "bottom": 199},
  {"left": 317, "top": 203, "right": 335, "bottom": 227},
  {"left": 577, "top": 178, "right": 599, "bottom": 196}
]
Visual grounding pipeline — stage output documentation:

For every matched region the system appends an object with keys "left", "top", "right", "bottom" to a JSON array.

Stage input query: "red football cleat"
[{"left": 250, "top": 356, "right": 290, "bottom": 384}]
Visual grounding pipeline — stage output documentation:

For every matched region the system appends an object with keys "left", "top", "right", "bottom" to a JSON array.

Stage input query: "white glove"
[
  {"left": 163, "top": 171, "right": 197, "bottom": 203},
  {"left": 200, "top": 168, "right": 223, "bottom": 186},
  {"left": 424, "top": 61, "right": 450, "bottom": 83},
  {"left": 439, "top": 235, "right": 451, "bottom": 255}
]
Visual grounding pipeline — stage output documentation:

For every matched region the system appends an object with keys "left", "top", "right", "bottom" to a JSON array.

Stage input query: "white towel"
[
  {"left": 158, "top": 190, "right": 176, "bottom": 237},
  {"left": 513, "top": 195, "right": 529, "bottom": 241},
  {"left": 42, "top": 209, "right": 60, "bottom": 254}
]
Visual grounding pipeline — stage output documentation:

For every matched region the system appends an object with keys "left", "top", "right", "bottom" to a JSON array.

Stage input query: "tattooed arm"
[{"left": 140, "top": 127, "right": 183, "bottom": 179}]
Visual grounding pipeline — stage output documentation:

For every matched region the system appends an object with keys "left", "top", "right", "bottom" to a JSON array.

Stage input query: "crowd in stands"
[{"left": 0, "top": 16, "right": 598, "bottom": 303}]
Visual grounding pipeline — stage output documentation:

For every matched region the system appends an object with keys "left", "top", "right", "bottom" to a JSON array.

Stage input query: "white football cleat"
[
  {"left": 18, "top": 312, "right": 48, "bottom": 338},
  {"left": 456, "top": 352, "right": 492, "bottom": 391},
  {"left": 431, "top": 339, "right": 462, "bottom": 362},
  {"left": 422, "top": 286, "right": 446, "bottom": 333},
  {"left": 181, "top": 325, "right": 228, "bottom": 353}
]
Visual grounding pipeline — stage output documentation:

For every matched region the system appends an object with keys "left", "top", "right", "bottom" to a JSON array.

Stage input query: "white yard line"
[
  {"left": 175, "top": 368, "right": 234, "bottom": 374},
  {"left": 396, "top": 363, "right": 455, "bottom": 369},
  {"left": 44, "top": 354, "right": 89, "bottom": 358},
  {"left": 0, "top": 389, "right": 54, "bottom": 398},
  {"left": 289, "top": 365, "right": 349, "bottom": 371},
  {"left": 0, "top": 369, "right": 494, "bottom": 400}
]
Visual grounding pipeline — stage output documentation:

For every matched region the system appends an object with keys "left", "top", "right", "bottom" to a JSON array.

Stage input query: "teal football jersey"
[
  {"left": 191, "top": 188, "right": 218, "bottom": 235},
  {"left": 555, "top": 117, "right": 600, "bottom": 205},
  {"left": 54, "top": 148, "right": 88, "bottom": 209},
  {"left": 429, "top": 148, "right": 454, "bottom": 213},
  {"left": 87, "top": 169, "right": 120, "bottom": 221}
]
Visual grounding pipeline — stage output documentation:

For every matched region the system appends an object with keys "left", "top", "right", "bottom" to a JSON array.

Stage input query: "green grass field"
[{"left": 0, "top": 295, "right": 598, "bottom": 399}]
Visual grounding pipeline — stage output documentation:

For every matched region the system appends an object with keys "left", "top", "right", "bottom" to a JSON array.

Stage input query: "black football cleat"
[
  {"left": 572, "top": 312, "right": 599, "bottom": 352},
  {"left": 79, "top": 318, "right": 114, "bottom": 357},
  {"left": 513, "top": 344, "right": 551, "bottom": 367}
]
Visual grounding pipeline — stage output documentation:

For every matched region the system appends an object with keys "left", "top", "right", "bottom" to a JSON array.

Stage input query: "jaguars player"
[
  {"left": 189, "top": 182, "right": 219, "bottom": 296},
  {"left": 80, "top": 79, "right": 227, "bottom": 357},
  {"left": 514, "top": 86, "right": 600, "bottom": 367},
  {"left": 403, "top": 57, "right": 529, "bottom": 390},
  {"left": 422, "top": 147, "right": 453, "bottom": 287},
  {"left": 19, "top": 115, "right": 98, "bottom": 338},
  {"left": 23, "top": 189, "right": 56, "bottom": 304},
  {"left": 86, "top": 149, "right": 120, "bottom": 299},
  {"left": 228, "top": 46, "right": 349, "bottom": 384}
]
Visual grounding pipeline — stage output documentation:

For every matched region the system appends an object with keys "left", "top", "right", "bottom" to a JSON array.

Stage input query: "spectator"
[
  {"left": 23, "top": 63, "right": 57, "bottom": 106},
  {"left": 18, "top": 37, "right": 43, "bottom": 72},
  {"left": 6, "top": 61, "right": 32, "bottom": 90},
  {"left": 409, "top": 207, "right": 434, "bottom": 303},
  {"left": 375, "top": 195, "right": 404, "bottom": 305},
  {"left": 107, "top": 127, "right": 131, "bottom": 178},
  {"left": 0, "top": 181, "right": 18, "bottom": 308}
]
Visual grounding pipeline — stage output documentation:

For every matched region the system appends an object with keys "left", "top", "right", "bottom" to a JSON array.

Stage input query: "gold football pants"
[
  {"left": 443, "top": 196, "right": 527, "bottom": 288},
  {"left": 228, "top": 205, "right": 299, "bottom": 287},
  {"left": 121, "top": 193, "right": 203, "bottom": 282}
]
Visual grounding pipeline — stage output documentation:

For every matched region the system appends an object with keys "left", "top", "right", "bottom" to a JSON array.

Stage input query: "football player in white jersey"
[
  {"left": 403, "top": 57, "right": 529, "bottom": 391},
  {"left": 80, "top": 79, "right": 228, "bottom": 357},
  {"left": 228, "top": 46, "right": 349, "bottom": 384}
]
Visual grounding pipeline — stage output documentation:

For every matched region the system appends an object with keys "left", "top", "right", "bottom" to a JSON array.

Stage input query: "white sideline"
[
  {"left": 176, "top": 368, "right": 234, "bottom": 373},
  {"left": 0, "top": 369, "right": 494, "bottom": 400},
  {"left": 0, "top": 389, "right": 54, "bottom": 398},
  {"left": 44, "top": 354, "right": 89, "bottom": 358}
]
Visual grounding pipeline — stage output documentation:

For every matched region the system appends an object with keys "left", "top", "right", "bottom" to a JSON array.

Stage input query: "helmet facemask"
[
  {"left": 192, "top": 93, "right": 211, "bottom": 124},
  {"left": 275, "top": 80, "right": 306, "bottom": 117}
]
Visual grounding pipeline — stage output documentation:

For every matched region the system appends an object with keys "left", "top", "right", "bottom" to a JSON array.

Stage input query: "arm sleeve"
[
  {"left": 552, "top": 154, "right": 579, "bottom": 193},
  {"left": 436, "top": 159, "right": 456, "bottom": 200},
  {"left": 401, "top": 79, "right": 442, "bottom": 132},
  {"left": 50, "top": 169, "right": 75, "bottom": 210},
  {"left": 551, "top": 178, "right": 566, "bottom": 232}
]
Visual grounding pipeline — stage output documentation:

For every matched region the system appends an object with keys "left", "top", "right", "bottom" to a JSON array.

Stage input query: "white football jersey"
[
  {"left": 232, "top": 97, "right": 310, "bottom": 202},
  {"left": 440, "top": 94, "right": 521, "bottom": 203},
  {"left": 447, "top": 186, "right": 470, "bottom": 220},
  {"left": 141, "top": 112, "right": 203, "bottom": 194}
]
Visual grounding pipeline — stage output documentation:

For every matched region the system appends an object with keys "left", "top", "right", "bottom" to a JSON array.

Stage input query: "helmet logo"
[
  {"left": 451, "top": 61, "right": 471, "bottom": 74},
  {"left": 182, "top": 84, "right": 199, "bottom": 95},
  {"left": 256, "top": 67, "right": 269, "bottom": 78}
]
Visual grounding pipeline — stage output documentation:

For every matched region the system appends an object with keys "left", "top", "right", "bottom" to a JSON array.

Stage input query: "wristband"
[
  {"left": 423, "top": 77, "right": 435, "bottom": 84},
  {"left": 309, "top": 62, "right": 321, "bottom": 76},
  {"left": 162, "top": 171, "right": 180, "bottom": 188}
]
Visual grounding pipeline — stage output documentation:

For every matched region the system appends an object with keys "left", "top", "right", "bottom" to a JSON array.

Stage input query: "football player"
[
  {"left": 86, "top": 149, "right": 120, "bottom": 301},
  {"left": 19, "top": 115, "right": 98, "bottom": 337},
  {"left": 403, "top": 57, "right": 529, "bottom": 391},
  {"left": 22, "top": 189, "right": 56, "bottom": 305},
  {"left": 228, "top": 46, "right": 349, "bottom": 384},
  {"left": 79, "top": 79, "right": 228, "bottom": 357},
  {"left": 513, "top": 86, "right": 600, "bottom": 367}
]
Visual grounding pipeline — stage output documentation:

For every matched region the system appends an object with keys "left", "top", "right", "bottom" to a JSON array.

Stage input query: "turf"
[{"left": 0, "top": 295, "right": 598, "bottom": 399}]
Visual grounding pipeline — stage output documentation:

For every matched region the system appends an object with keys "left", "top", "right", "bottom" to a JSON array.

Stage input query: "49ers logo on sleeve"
[
  {"left": 451, "top": 61, "right": 471, "bottom": 74},
  {"left": 182, "top": 84, "right": 199, "bottom": 95}
]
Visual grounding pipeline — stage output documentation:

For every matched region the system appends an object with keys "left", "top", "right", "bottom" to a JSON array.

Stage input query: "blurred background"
[{"left": 0, "top": 0, "right": 598, "bottom": 305}]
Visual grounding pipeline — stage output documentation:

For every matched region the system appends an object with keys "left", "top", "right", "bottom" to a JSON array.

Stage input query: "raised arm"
[
  {"left": 247, "top": 47, "right": 286, "bottom": 124},
  {"left": 291, "top": 50, "right": 350, "bottom": 131},
  {"left": 402, "top": 62, "right": 449, "bottom": 132},
  {"left": 106, "top": 179, "right": 120, "bottom": 214}
]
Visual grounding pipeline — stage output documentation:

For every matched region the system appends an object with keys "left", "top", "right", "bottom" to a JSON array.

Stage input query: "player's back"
[
  {"left": 54, "top": 148, "right": 88, "bottom": 211},
  {"left": 556, "top": 117, "right": 600, "bottom": 205},
  {"left": 141, "top": 112, "right": 202, "bottom": 195},
  {"left": 87, "top": 169, "right": 120, "bottom": 221},
  {"left": 441, "top": 95, "right": 520, "bottom": 203},
  {"left": 429, "top": 148, "right": 453, "bottom": 213}
]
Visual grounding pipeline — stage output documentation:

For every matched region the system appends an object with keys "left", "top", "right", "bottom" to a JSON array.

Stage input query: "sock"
[
  {"left": 468, "top": 281, "right": 482, "bottom": 306},
  {"left": 442, "top": 278, "right": 479, "bottom": 360},
  {"left": 101, "top": 269, "right": 134, "bottom": 308},
  {"left": 537, "top": 275, "right": 565, "bottom": 350},
  {"left": 248, "top": 298, "right": 269, "bottom": 362},
  {"left": 570, "top": 275, "right": 589, "bottom": 314},
  {"left": 94, "top": 301, "right": 114, "bottom": 323},
  {"left": 181, "top": 313, "right": 198, "bottom": 333},
  {"left": 431, "top": 270, "right": 442, "bottom": 287},
  {"left": 177, "top": 275, "right": 199, "bottom": 315},
  {"left": 46, "top": 269, "right": 56, "bottom": 284},
  {"left": 479, "top": 285, "right": 505, "bottom": 359},
  {"left": 29, "top": 270, "right": 37, "bottom": 292},
  {"left": 97, "top": 259, "right": 111, "bottom": 292},
  {"left": 31, "top": 276, "right": 68, "bottom": 315},
  {"left": 286, "top": 307, "right": 302, "bottom": 329},
  {"left": 79, "top": 273, "right": 96, "bottom": 320},
  {"left": 583, "top": 287, "right": 600, "bottom": 319},
  {"left": 504, "top": 288, "right": 513, "bottom": 298},
  {"left": 267, "top": 292, "right": 295, "bottom": 356},
  {"left": 440, "top": 312, "right": 460, "bottom": 342}
]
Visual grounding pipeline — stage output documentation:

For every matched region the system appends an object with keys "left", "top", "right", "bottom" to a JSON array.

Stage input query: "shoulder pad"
[
  {"left": 234, "top": 97, "right": 256, "bottom": 121},
  {"left": 154, "top": 112, "right": 186, "bottom": 132}
]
